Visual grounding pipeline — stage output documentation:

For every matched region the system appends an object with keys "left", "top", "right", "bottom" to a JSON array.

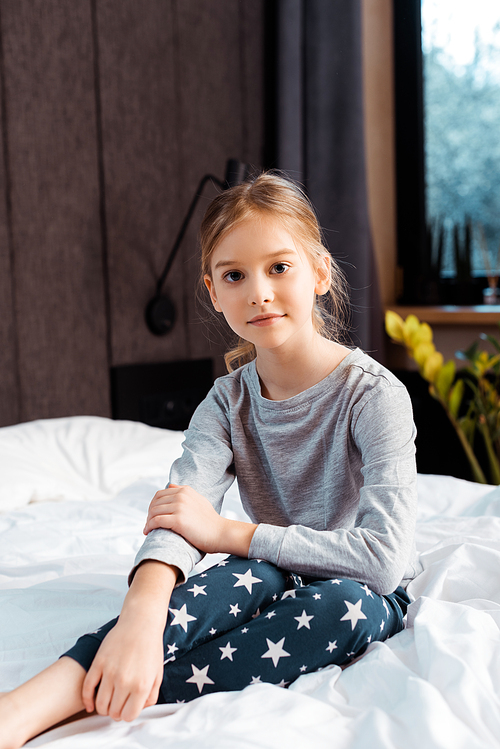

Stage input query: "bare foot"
[{"left": 0, "top": 659, "right": 87, "bottom": 748}]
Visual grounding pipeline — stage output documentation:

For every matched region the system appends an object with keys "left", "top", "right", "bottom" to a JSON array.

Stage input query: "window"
[{"left": 394, "top": 0, "right": 500, "bottom": 305}]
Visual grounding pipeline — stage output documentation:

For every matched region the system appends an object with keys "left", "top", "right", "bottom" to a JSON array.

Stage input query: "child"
[{"left": 0, "top": 172, "right": 417, "bottom": 748}]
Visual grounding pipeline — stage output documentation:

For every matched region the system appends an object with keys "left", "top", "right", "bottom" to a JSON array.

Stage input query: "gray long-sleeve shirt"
[{"left": 132, "top": 349, "right": 419, "bottom": 595}]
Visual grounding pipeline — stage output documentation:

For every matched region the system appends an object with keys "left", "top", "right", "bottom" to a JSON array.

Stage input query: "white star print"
[
  {"left": 186, "top": 664, "right": 214, "bottom": 693},
  {"left": 265, "top": 610, "right": 276, "bottom": 620},
  {"left": 261, "top": 637, "right": 291, "bottom": 667},
  {"left": 367, "top": 634, "right": 372, "bottom": 643},
  {"left": 169, "top": 604, "right": 197, "bottom": 633},
  {"left": 229, "top": 603, "right": 242, "bottom": 617},
  {"left": 250, "top": 675, "right": 262, "bottom": 684},
  {"left": 219, "top": 642, "right": 237, "bottom": 661},
  {"left": 331, "top": 579, "right": 342, "bottom": 585},
  {"left": 232, "top": 569, "right": 263, "bottom": 594},
  {"left": 361, "top": 584, "right": 374, "bottom": 598},
  {"left": 300, "top": 665, "right": 308, "bottom": 672},
  {"left": 217, "top": 559, "right": 229, "bottom": 567},
  {"left": 380, "top": 620, "right": 385, "bottom": 632},
  {"left": 278, "top": 679, "right": 289, "bottom": 687},
  {"left": 241, "top": 627, "right": 249, "bottom": 633},
  {"left": 281, "top": 590, "right": 296, "bottom": 600},
  {"left": 209, "top": 627, "right": 217, "bottom": 635},
  {"left": 346, "top": 651, "right": 356, "bottom": 657},
  {"left": 272, "top": 594, "right": 278, "bottom": 601},
  {"left": 294, "top": 610, "right": 314, "bottom": 630},
  {"left": 89, "top": 625, "right": 106, "bottom": 634},
  {"left": 326, "top": 641, "right": 338, "bottom": 653},
  {"left": 382, "top": 599, "right": 390, "bottom": 616},
  {"left": 340, "top": 599, "right": 368, "bottom": 631},
  {"left": 200, "top": 573, "right": 207, "bottom": 578},
  {"left": 187, "top": 584, "right": 207, "bottom": 597},
  {"left": 176, "top": 699, "right": 185, "bottom": 704},
  {"left": 313, "top": 593, "right": 321, "bottom": 600},
  {"left": 163, "top": 655, "right": 176, "bottom": 664},
  {"left": 166, "top": 643, "right": 178, "bottom": 655}
]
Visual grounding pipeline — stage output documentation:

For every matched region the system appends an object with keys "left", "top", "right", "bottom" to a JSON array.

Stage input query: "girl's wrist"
[
  {"left": 218, "top": 518, "right": 258, "bottom": 557},
  {"left": 121, "top": 561, "right": 178, "bottom": 630}
]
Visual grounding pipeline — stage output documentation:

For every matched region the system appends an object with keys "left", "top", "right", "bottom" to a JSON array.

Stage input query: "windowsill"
[{"left": 388, "top": 305, "right": 500, "bottom": 325}]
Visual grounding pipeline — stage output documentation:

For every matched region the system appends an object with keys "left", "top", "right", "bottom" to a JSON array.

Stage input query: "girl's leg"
[
  {"left": 0, "top": 657, "right": 87, "bottom": 749},
  {"left": 64, "top": 556, "right": 291, "bottom": 672},
  {"left": 158, "top": 576, "right": 408, "bottom": 703},
  {"left": 0, "top": 557, "right": 290, "bottom": 748}
]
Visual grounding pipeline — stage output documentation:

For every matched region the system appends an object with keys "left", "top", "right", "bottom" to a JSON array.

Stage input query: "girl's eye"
[
  {"left": 224, "top": 271, "right": 243, "bottom": 283},
  {"left": 271, "top": 263, "right": 289, "bottom": 275}
]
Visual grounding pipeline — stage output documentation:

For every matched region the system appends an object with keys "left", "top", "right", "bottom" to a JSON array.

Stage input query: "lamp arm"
[{"left": 155, "top": 173, "right": 225, "bottom": 295}]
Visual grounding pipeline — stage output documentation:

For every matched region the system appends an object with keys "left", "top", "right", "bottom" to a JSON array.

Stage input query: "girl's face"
[{"left": 204, "top": 215, "right": 330, "bottom": 355}]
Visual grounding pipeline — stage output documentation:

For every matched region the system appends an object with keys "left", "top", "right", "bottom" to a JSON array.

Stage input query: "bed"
[{"left": 1, "top": 416, "right": 499, "bottom": 748}]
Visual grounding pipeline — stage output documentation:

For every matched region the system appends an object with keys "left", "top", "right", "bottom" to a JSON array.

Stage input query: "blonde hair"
[{"left": 200, "top": 171, "right": 350, "bottom": 373}]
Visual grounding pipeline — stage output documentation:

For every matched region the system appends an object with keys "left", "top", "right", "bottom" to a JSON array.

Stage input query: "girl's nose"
[{"left": 249, "top": 277, "right": 274, "bottom": 306}]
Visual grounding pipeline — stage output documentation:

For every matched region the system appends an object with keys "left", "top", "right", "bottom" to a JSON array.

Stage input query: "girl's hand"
[
  {"left": 81, "top": 560, "right": 177, "bottom": 722},
  {"left": 143, "top": 484, "right": 225, "bottom": 554},
  {"left": 82, "top": 618, "right": 164, "bottom": 721}
]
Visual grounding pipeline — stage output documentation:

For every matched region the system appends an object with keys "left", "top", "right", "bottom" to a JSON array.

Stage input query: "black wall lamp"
[{"left": 145, "top": 159, "right": 252, "bottom": 335}]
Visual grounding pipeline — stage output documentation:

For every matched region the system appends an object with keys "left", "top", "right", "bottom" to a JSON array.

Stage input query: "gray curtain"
[{"left": 275, "top": 0, "right": 383, "bottom": 358}]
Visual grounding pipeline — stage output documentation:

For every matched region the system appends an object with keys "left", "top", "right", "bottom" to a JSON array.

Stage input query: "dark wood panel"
[
  {"left": 97, "top": 0, "right": 266, "bottom": 375},
  {"left": 175, "top": 0, "right": 266, "bottom": 373},
  {"left": 239, "top": 0, "right": 265, "bottom": 166},
  {"left": 0, "top": 15, "right": 19, "bottom": 426},
  {"left": 1, "top": 0, "right": 110, "bottom": 421},
  {"left": 96, "top": 0, "right": 188, "bottom": 366}
]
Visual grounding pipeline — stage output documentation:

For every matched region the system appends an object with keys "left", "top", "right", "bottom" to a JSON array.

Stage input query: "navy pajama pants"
[{"left": 63, "top": 556, "right": 409, "bottom": 704}]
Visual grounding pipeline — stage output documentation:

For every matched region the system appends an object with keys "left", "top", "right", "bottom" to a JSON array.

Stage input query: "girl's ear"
[
  {"left": 314, "top": 255, "right": 331, "bottom": 296},
  {"left": 203, "top": 274, "right": 222, "bottom": 312}
]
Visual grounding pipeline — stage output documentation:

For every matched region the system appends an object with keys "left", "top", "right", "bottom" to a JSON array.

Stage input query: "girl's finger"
[
  {"left": 93, "top": 674, "right": 114, "bottom": 717},
  {"left": 82, "top": 664, "right": 102, "bottom": 712},
  {"left": 143, "top": 670, "right": 162, "bottom": 709},
  {"left": 107, "top": 684, "right": 130, "bottom": 722},
  {"left": 143, "top": 514, "right": 173, "bottom": 535},
  {"left": 120, "top": 687, "right": 152, "bottom": 722}
]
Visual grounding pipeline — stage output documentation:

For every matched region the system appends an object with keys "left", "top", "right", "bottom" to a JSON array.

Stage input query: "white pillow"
[{"left": 0, "top": 416, "right": 184, "bottom": 512}]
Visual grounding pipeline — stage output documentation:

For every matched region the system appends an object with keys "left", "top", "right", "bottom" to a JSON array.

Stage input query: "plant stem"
[
  {"left": 447, "top": 411, "right": 488, "bottom": 483},
  {"left": 478, "top": 419, "right": 500, "bottom": 484}
]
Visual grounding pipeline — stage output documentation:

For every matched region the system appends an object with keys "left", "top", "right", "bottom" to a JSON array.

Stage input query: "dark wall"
[{"left": 0, "top": 0, "right": 265, "bottom": 427}]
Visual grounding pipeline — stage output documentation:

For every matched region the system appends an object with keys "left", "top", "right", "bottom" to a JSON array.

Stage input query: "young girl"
[{"left": 0, "top": 173, "right": 418, "bottom": 748}]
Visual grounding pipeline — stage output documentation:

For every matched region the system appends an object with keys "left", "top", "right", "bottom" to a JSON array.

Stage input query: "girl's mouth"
[{"left": 248, "top": 314, "right": 285, "bottom": 327}]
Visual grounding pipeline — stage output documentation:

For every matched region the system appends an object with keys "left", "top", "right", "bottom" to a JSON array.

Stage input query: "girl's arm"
[
  {"left": 131, "top": 383, "right": 239, "bottom": 584},
  {"left": 143, "top": 484, "right": 258, "bottom": 558},
  {"left": 81, "top": 560, "right": 178, "bottom": 721}
]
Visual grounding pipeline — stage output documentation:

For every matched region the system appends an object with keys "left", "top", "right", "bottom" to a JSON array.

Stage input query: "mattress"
[{"left": 0, "top": 416, "right": 499, "bottom": 748}]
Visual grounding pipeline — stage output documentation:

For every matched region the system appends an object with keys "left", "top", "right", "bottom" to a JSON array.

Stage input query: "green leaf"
[
  {"left": 456, "top": 341, "right": 479, "bottom": 362},
  {"left": 458, "top": 415, "right": 476, "bottom": 444},
  {"left": 480, "top": 333, "right": 500, "bottom": 353},
  {"left": 449, "top": 379, "right": 464, "bottom": 418},
  {"left": 435, "top": 360, "right": 456, "bottom": 401}
]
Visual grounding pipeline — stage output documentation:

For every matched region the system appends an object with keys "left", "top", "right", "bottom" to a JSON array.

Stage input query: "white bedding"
[{"left": 0, "top": 416, "right": 499, "bottom": 749}]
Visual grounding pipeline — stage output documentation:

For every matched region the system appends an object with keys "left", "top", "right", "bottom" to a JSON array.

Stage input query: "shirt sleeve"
[
  {"left": 129, "top": 386, "right": 236, "bottom": 585},
  {"left": 248, "top": 385, "right": 418, "bottom": 595}
]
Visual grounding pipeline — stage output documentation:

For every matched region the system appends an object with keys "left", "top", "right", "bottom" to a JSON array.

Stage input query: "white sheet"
[{"left": 0, "top": 417, "right": 499, "bottom": 748}]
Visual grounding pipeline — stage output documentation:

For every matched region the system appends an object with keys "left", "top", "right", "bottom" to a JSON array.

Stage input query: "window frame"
[{"left": 393, "top": 0, "right": 427, "bottom": 304}]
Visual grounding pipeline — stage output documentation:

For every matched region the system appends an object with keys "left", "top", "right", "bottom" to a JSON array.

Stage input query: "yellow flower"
[
  {"left": 414, "top": 322, "right": 433, "bottom": 345},
  {"left": 385, "top": 311, "right": 405, "bottom": 342},
  {"left": 402, "top": 315, "right": 420, "bottom": 348},
  {"left": 423, "top": 351, "right": 444, "bottom": 383},
  {"left": 413, "top": 341, "right": 436, "bottom": 367}
]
